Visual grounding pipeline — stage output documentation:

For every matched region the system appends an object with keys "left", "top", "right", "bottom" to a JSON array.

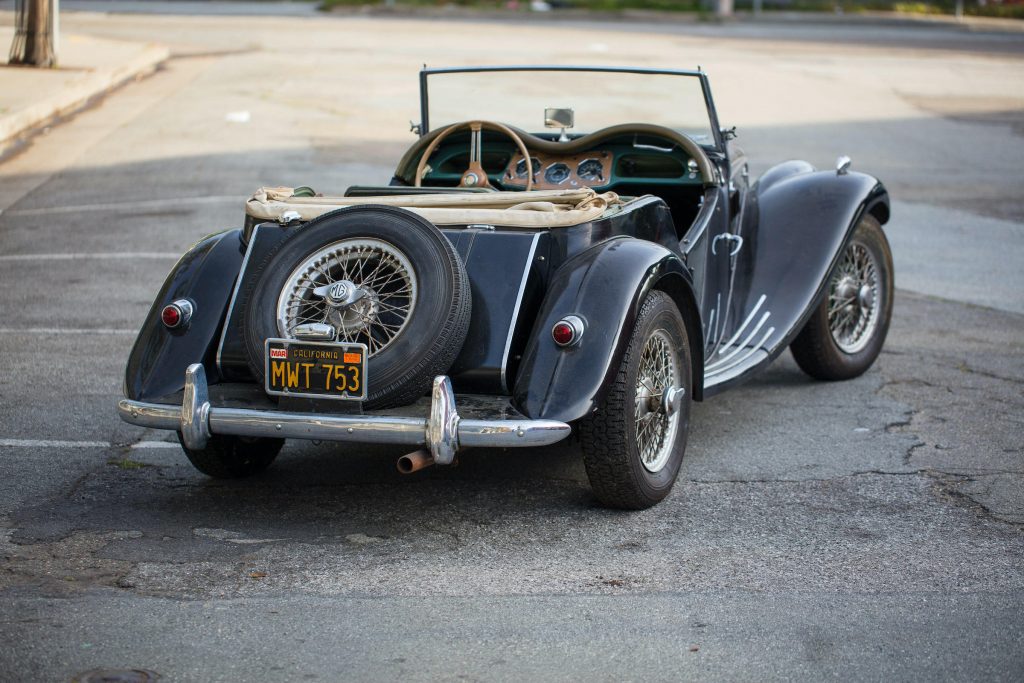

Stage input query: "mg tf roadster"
[{"left": 118, "top": 66, "right": 893, "bottom": 509}]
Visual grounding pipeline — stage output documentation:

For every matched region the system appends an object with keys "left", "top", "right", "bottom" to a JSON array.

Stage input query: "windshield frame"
[{"left": 418, "top": 65, "right": 725, "bottom": 152}]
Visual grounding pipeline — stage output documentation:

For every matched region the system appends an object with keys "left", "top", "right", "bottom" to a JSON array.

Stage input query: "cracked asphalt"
[{"left": 1, "top": 7, "right": 1022, "bottom": 681}]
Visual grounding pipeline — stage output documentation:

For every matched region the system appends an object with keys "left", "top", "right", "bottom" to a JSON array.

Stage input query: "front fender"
[
  {"left": 703, "top": 168, "right": 889, "bottom": 394},
  {"left": 512, "top": 237, "right": 703, "bottom": 423},
  {"left": 124, "top": 230, "right": 246, "bottom": 401}
]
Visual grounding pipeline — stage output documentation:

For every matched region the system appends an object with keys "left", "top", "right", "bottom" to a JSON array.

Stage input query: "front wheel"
[
  {"left": 790, "top": 214, "right": 893, "bottom": 381},
  {"left": 577, "top": 290, "right": 692, "bottom": 510},
  {"left": 177, "top": 434, "right": 284, "bottom": 479}
]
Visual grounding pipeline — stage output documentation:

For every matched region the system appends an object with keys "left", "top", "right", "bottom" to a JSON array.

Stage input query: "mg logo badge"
[{"left": 328, "top": 282, "right": 348, "bottom": 301}]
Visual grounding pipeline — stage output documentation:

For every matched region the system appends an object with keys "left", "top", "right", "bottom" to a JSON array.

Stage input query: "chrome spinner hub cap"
[
  {"left": 828, "top": 241, "right": 880, "bottom": 354},
  {"left": 634, "top": 329, "right": 683, "bottom": 474}
]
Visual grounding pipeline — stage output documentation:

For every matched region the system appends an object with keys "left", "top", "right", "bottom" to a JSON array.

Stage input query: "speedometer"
[
  {"left": 544, "top": 162, "right": 571, "bottom": 185},
  {"left": 576, "top": 158, "right": 604, "bottom": 183},
  {"left": 515, "top": 157, "right": 540, "bottom": 179}
]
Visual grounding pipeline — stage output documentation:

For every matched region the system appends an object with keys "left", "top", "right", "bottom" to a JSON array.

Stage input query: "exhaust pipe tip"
[{"left": 397, "top": 449, "right": 434, "bottom": 474}]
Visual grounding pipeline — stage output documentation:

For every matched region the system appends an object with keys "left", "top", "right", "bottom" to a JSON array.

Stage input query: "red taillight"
[
  {"left": 551, "top": 315, "right": 584, "bottom": 347},
  {"left": 161, "top": 299, "right": 193, "bottom": 329},
  {"left": 161, "top": 305, "right": 181, "bottom": 327},
  {"left": 552, "top": 323, "right": 574, "bottom": 346}
]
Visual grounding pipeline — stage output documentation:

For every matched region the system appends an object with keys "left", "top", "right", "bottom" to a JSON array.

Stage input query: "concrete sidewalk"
[{"left": 0, "top": 23, "right": 168, "bottom": 154}]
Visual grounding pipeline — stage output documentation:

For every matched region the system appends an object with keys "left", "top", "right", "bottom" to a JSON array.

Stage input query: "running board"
[
  {"left": 703, "top": 294, "right": 775, "bottom": 391},
  {"left": 703, "top": 346, "right": 770, "bottom": 389}
]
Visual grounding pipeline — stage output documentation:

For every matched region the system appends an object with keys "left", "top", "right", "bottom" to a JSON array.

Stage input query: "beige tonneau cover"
[{"left": 245, "top": 187, "right": 626, "bottom": 228}]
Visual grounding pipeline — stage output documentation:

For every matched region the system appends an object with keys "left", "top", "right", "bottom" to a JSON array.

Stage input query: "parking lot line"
[
  {"left": 0, "top": 327, "right": 137, "bottom": 334},
  {"left": 0, "top": 439, "right": 178, "bottom": 449},
  {"left": 0, "top": 253, "right": 179, "bottom": 261},
  {"left": 1, "top": 195, "right": 238, "bottom": 217}
]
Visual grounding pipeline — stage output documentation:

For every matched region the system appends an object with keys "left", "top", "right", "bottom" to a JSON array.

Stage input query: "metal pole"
[{"left": 52, "top": 0, "right": 59, "bottom": 64}]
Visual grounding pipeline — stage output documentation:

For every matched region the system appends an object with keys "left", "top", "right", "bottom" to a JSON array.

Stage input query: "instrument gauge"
[
  {"left": 576, "top": 158, "right": 605, "bottom": 183},
  {"left": 544, "top": 162, "right": 571, "bottom": 185},
  {"left": 515, "top": 157, "right": 541, "bottom": 179}
]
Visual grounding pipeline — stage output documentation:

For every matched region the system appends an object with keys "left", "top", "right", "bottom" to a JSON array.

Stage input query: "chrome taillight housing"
[
  {"left": 551, "top": 315, "right": 585, "bottom": 347},
  {"left": 161, "top": 299, "right": 193, "bottom": 329}
]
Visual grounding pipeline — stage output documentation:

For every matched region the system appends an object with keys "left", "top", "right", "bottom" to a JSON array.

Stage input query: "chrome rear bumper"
[{"left": 117, "top": 364, "right": 571, "bottom": 465}]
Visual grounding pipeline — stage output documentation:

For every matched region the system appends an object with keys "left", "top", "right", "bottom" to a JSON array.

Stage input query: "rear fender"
[
  {"left": 512, "top": 237, "right": 703, "bottom": 423},
  {"left": 124, "top": 230, "right": 246, "bottom": 401}
]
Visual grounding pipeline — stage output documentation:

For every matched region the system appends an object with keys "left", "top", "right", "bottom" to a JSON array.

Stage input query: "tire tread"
[
  {"left": 790, "top": 215, "right": 893, "bottom": 381},
  {"left": 178, "top": 435, "right": 283, "bottom": 479},
  {"left": 578, "top": 290, "right": 690, "bottom": 510}
]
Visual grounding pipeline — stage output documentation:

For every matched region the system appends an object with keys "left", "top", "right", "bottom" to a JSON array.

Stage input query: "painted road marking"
[
  {"left": 0, "top": 439, "right": 178, "bottom": 449},
  {"left": 3, "top": 195, "right": 238, "bottom": 217},
  {"left": 0, "top": 328, "right": 136, "bottom": 335},
  {"left": 0, "top": 253, "right": 178, "bottom": 261}
]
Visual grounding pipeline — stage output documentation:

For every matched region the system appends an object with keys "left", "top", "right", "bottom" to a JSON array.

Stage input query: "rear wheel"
[
  {"left": 177, "top": 434, "right": 284, "bottom": 479},
  {"left": 790, "top": 214, "right": 893, "bottom": 380},
  {"left": 578, "top": 290, "right": 692, "bottom": 510}
]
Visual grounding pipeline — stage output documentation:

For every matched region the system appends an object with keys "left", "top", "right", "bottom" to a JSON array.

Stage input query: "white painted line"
[
  {"left": 129, "top": 441, "right": 180, "bottom": 450},
  {"left": 0, "top": 252, "right": 178, "bottom": 261},
  {"left": 0, "top": 439, "right": 178, "bottom": 449},
  {"left": 4, "top": 195, "right": 239, "bottom": 217},
  {"left": 0, "top": 327, "right": 136, "bottom": 335},
  {"left": 0, "top": 439, "right": 109, "bottom": 448}
]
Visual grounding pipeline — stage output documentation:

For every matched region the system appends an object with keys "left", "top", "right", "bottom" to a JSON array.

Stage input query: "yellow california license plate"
[{"left": 264, "top": 339, "right": 368, "bottom": 401}]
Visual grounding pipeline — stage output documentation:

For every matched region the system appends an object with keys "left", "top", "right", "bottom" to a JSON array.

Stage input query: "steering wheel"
[{"left": 415, "top": 120, "right": 534, "bottom": 192}]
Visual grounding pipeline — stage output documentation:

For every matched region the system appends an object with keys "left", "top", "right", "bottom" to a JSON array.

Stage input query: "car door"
[
  {"left": 706, "top": 140, "right": 771, "bottom": 372},
  {"left": 701, "top": 142, "right": 752, "bottom": 356}
]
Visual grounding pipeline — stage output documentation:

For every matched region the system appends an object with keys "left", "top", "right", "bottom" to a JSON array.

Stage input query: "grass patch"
[
  {"left": 320, "top": 0, "right": 1024, "bottom": 19},
  {"left": 107, "top": 457, "right": 151, "bottom": 470}
]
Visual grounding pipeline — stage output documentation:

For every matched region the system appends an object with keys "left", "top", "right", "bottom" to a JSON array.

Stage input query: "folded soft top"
[{"left": 245, "top": 187, "right": 626, "bottom": 228}]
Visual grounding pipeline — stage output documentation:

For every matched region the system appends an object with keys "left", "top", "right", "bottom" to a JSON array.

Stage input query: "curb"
[
  {"left": 325, "top": 6, "right": 1024, "bottom": 33},
  {"left": 0, "top": 42, "right": 170, "bottom": 153}
]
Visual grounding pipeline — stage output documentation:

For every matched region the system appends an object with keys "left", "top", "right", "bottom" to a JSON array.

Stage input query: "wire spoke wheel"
[
  {"left": 275, "top": 238, "right": 417, "bottom": 356},
  {"left": 790, "top": 214, "right": 893, "bottom": 382},
  {"left": 578, "top": 290, "right": 691, "bottom": 509},
  {"left": 827, "top": 240, "right": 880, "bottom": 354},
  {"left": 633, "top": 329, "right": 681, "bottom": 474}
]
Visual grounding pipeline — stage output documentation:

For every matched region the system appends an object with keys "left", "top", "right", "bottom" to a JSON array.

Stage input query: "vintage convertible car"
[{"left": 118, "top": 66, "right": 893, "bottom": 509}]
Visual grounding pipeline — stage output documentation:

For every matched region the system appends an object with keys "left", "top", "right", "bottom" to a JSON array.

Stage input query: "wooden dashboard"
[{"left": 502, "top": 150, "right": 614, "bottom": 190}]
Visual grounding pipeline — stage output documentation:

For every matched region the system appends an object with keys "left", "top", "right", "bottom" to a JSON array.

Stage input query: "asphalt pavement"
[{"left": 0, "top": 8, "right": 1021, "bottom": 681}]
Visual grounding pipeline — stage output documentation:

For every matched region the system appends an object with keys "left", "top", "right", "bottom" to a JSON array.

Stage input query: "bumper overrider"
[{"left": 117, "top": 364, "right": 572, "bottom": 467}]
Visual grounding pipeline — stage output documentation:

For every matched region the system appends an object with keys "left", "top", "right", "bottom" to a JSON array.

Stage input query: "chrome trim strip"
[
  {"left": 708, "top": 327, "right": 770, "bottom": 385},
  {"left": 705, "top": 311, "right": 770, "bottom": 372},
  {"left": 215, "top": 225, "right": 260, "bottom": 374},
  {"left": 499, "top": 232, "right": 541, "bottom": 393},
  {"left": 703, "top": 348, "right": 770, "bottom": 388},
  {"left": 118, "top": 371, "right": 571, "bottom": 460},
  {"left": 714, "top": 292, "right": 721, "bottom": 344},
  {"left": 711, "top": 293, "right": 765, "bottom": 362},
  {"left": 681, "top": 189, "right": 716, "bottom": 256},
  {"left": 705, "top": 306, "right": 715, "bottom": 348},
  {"left": 709, "top": 291, "right": 724, "bottom": 356}
]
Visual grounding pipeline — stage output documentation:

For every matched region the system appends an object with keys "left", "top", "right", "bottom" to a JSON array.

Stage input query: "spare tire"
[{"left": 243, "top": 205, "right": 471, "bottom": 409}]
